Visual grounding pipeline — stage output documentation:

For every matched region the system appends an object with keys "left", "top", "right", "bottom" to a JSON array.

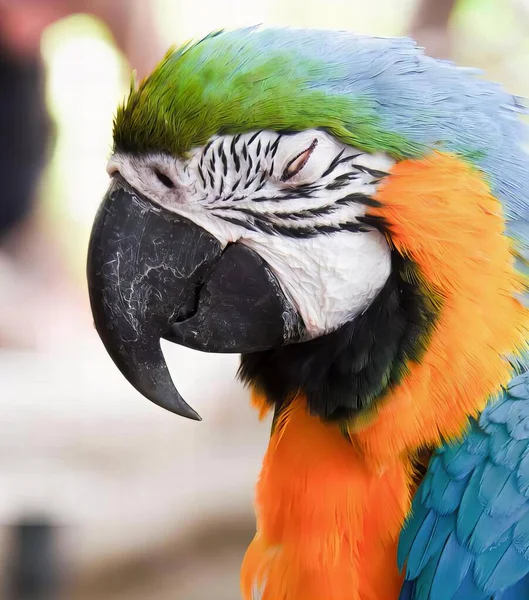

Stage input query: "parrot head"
[{"left": 87, "top": 28, "right": 529, "bottom": 426}]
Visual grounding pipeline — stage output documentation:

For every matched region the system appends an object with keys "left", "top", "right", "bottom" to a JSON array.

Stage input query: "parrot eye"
[{"left": 280, "top": 138, "right": 318, "bottom": 182}]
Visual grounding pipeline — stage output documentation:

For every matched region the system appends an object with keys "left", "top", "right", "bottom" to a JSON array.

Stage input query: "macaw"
[{"left": 86, "top": 28, "right": 529, "bottom": 600}]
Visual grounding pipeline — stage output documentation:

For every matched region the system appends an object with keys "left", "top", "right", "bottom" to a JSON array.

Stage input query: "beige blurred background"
[{"left": 0, "top": 0, "right": 527, "bottom": 598}]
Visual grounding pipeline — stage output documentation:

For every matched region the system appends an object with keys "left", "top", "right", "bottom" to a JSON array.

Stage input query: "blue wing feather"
[
  {"left": 399, "top": 370, "right": 529, "bottom": 599},
  {"left": 429, "top": 532, "right": 472, "bottom": 600}
]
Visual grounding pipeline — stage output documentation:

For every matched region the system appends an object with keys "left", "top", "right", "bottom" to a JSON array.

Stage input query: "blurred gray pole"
[
  {"left": 8, "top": 519, "right": 60, "bottom": 600},
  {"left": 408, "top": 0, "right": 458, "bottom": 59}
]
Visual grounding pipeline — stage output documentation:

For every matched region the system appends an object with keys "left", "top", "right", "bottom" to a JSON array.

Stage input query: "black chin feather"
[{"left": 238, "top": 251, "right": 440, "bottom": 423}]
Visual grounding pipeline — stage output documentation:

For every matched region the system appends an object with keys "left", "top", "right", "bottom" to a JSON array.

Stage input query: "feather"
[
  {"left": 426, "top": 460, "right": 469, "bottom": 516},
  {"left": 478, "top": 461, "right": 526, "bottom": 518},
  {"left": 442, "top": 440, "right": 484, "bottom": 480},
  {"left": 474, "top": 535, "right": 529, "bottom": 593},
  {"left": 400, "top": 372, "right": 529, "bottom": 599},
  {"left": 398, "top": 501, "right": 432, "bottom": 572},
  {"left": 429, "top": 532, "right": 472, "bottom": 600}
]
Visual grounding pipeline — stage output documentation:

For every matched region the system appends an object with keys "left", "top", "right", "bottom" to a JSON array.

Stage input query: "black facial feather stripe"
[
  {"left": 336, "top": 193, "right": 382, "bottom": 208},
  {"left": 262, "top": 220, "right": 367, "bottom": 238},
  {"left": 274, "top": 205, "right": 339, "bottom": 220},
  {"left": 221, "top": 149, "right": 228, "bottom": 176},
  {"left": 269, "top": 134, "right": 281, "bottom": 157},
  {"left": 258, "top": 171, "right": 267, "bottom": 189},
  {"left": 356, "top": 214, "right": 387, "bottom": 230},
  {"left": 247, "top": 189, "right": 375, "bottom": 208},
  {"left": 230, "top": 135, "right": 238, "bottom": 156},
  {"left": 248, "top": 131, "right": 260, "bottom": 146},
  {"left": 229, "top": 204, "right": 338, "bottom": 220},
  {"left": 334, "top": 171, "right": 360, "bottom": 181},
  {"left": 203, "top": 139, "right": 214, "bottom": 156},
  {"left": 321, "top": 148, "right": 344, "bottom": 177},
  {"left": 252, "top": 189, "right": 317, "bottom": 202},
  {"left": 229, "top": 135, "right": 241, "bottom": 172},
  {"left": 197, "top": 165, "right": 206, "bottom": 188},
  {"left": 326, "top": 179, "right": 350, "bottom": 191},
  {"left": 215, "top": 214, "right": 257, "bottom": 231},
  {"left": 321, "top": 150, "right": 361, "bottom": 178},
  {"left": 355, "top": 165, "right": 389, "bottom": 178},
  {"left": 215, "top": 211, "right": 367, "bottom": 238}
]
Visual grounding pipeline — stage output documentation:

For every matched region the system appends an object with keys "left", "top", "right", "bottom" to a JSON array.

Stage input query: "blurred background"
[{"left": 0, "top": 0, "right": 527, "bottom": 598}]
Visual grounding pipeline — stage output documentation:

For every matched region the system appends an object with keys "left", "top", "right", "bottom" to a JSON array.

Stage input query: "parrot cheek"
[{"left": 86, "top": 176, "right": 303, "bottom": 420}]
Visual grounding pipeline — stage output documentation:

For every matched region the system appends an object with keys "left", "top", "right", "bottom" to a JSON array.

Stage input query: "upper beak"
[{"left": 87, "top": 176, "right": 302, "bottom": 419}]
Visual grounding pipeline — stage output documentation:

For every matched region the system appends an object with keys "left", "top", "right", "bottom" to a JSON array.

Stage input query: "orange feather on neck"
[
  {"left": 354, "top": 152, "right": 527, "bottom": 465},
  {"left": 242, "top": 152, "right": 528, "bottom": 600}
]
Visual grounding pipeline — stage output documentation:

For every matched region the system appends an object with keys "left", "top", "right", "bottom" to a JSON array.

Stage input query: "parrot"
[{"left": 85, "top": 27, "right": 529, "bottom": 600}]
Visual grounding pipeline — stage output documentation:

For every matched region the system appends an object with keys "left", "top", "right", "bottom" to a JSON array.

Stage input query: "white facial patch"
[
  {"left": 244, "top": 232, "right": 391, "bottom": 338},
  {"left": 107, "top": 130, "right": 395, "bottom": 338}
]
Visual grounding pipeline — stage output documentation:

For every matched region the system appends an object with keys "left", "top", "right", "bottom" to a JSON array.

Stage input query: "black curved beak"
[{"left": 87, "top": 176, "right": 302, "bottom": 419}]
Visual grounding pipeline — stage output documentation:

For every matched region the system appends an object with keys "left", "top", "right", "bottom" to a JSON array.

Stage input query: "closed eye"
[{"left": 281, "top": 138, "right": 318, "bottom": 182}]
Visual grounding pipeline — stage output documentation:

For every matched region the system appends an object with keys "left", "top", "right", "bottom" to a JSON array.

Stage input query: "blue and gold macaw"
[{"left": 86, "top": 28, "right": 529, "bottom": 599}]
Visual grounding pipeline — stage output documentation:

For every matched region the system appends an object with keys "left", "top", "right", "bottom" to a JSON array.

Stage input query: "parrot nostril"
[{"left": 154, "top": 168, "right": 175, "bottom": 189}]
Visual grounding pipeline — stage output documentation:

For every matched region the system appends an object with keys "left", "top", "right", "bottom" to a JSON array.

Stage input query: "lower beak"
[{"left": 86, "top": 176, "right": 301, "bottom": 419}]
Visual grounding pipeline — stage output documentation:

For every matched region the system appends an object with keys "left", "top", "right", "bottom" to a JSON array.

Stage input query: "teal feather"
[
  {"left": 398, "top": 500, "right": 431, "bottom": 571},
  {"left": 506, "top": 402, "right": 529, "bottom": 440},
  {"left": 491, "top": 435, "right": 527, "bottom": 471},
  {"left": 490, "top": 425, "right": 514, "bottom": 461},
  {"left": 517, "top": 448, "right": 529, "bottom": 496},
  {"left": 442, "top": 442, "right": 483, "bottom": 480},
  {"left": 508, "top": 376, "right": 529, "bottom": 400},
  {"left": 426, "top": 462, "right": 469, "bottom": 516},
  {"left": 414, "top": 554, "right": 442, "bottom": 600},
  {"left": 501, "top": 575, "right": 529, "bottom": 599},
  {"left": 451, "top": 572, "right": 490, "bottom": 600},
  {"left": 399, "top": 371, "right": 529, "bottom": 599},
  {"left": 404, "top": 510, "right": 437, "bottom": 578},
  {"left": 429, "top": 532, "right": 472, "bottom": 600},
  {"left": 465, "top": 427, "right": 490, "bottom": 455},
  {"left": 513, "top": 513, "right": 529, "bottom": 560},
  {"left": 420, "top": 467, "right": 434, "bottom": 503},
  {"left": 407, "top": 513, "right": 455, "bottom": 580},
  {"left": 455, "top": 462, "right": 486, "bottom": 547},
  {"left": 479, "top": 462, "right": 526, "bottom": 518},
  {"left": 474, "top": 535, "right": 529, "bottom": 593}
]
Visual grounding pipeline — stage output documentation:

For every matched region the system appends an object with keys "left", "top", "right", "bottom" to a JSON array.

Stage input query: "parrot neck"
[{"left": 241, "top": 396, "right": 411, "bottom": 600}]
